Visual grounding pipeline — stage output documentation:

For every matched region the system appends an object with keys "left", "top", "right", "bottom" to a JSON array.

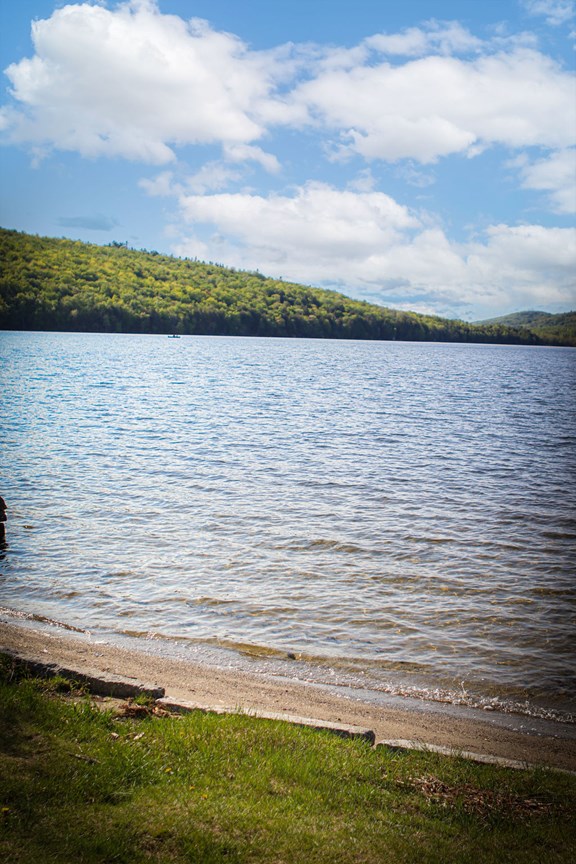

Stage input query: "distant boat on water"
[{"left": 168, "top": 334, "right": 181, "bottom": 338}]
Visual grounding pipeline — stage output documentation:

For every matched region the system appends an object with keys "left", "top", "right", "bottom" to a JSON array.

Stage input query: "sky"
[{"left": 0, "top": 0, "right": 575, "bottom": 321}]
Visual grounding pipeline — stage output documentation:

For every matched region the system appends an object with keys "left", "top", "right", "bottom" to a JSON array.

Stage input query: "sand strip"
[{"left": 1, "top": 620, "right": 575, "bottom": 773}]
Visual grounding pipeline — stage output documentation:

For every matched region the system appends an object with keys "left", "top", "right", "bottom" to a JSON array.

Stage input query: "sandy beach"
[{"left": 1, "top": 619, "right": 575, "bottom": 773}]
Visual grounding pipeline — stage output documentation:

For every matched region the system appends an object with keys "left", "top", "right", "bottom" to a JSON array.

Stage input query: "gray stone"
[
  {"left": 376, "top": 738, "right": 531, "bottom": 770},
  {"left": 1, "top": 650, "right": 165, "bottom": 700}
]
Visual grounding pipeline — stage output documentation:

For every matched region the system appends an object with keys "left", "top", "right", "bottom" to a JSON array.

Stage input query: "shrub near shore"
[{"left": 0, "top": 657, "right": 574, "bottom": 863}]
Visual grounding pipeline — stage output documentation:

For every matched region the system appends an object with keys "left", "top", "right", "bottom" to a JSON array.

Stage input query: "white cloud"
[
  {"left": 291, "top": 48, "right": 575, "bottom": 163},
  {"left": 2, "top": 3, "right": 574, "bottom": 173},
  {"left": 139, "top": 170, "right": 180, "bottom": 197},
  {"left": 223, "top": 144, "right": 281, "bottom": 173},
  {"left": 176, "top": 182, "right": 419, "bottom": 264},
  {"left": 2, "top": 0, "right": 285, "bottom": 162},
  {"left": 515, "top": 148, "right": 576, "bottom": 213},
  {"left": 139, "top": 143, "right": 280, "bottom": 201},
  {"left": 347, "top": 169, "right": 377, "bottom": 192},
  {"left": 2, "top": 1, "right": 574, "bottom": 317},
  {"left": 394, "top": 162, "right": 436, "bottom": 188},
  {"left": 522, "top": 0, "right": 575, "bottom": 26},
  {"left": 139, "top": 162, "right": 245, "bottom": 197},
  {"left": 462, "top": 224, "right": 576, "bottom": 311},
  {"left": 169, "top": 183, "right": 576, "bottom": 318},
  {"left": 365, "top": 21, "right": 482, "bottom": 57},
  {"left": 372, "top": 224, "right": 576, "bottom": 317}
]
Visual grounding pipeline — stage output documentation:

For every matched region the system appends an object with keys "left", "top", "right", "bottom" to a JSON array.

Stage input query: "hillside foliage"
[
  {"left": 0, "top": 228, "right": 573, "bottom": 345},
  {"left": 476, "top": 310, "right": 576, "bottom": 346}
]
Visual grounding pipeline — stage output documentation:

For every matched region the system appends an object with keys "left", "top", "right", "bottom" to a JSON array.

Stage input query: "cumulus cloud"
[
  {"left": 2, "top": 2, "right": 574, "bottom": 317},
  {"left": 139, "top": 170, "right": 180, "bottom": 197},
  {"left": 515, "top": 148, "right": 576, "bottom": 213},
  {"left": 222, "top": 144, "right": 281, "bottom": 173},
  {"left": 522, "top": 0, "right": 575, "bottom": 26},
  {"left": 291, "top": 48, "right": 575, "bottom": 163},
  {"left": 2, "top": 3, "right": 574, "bottom": 172},
  {"left": 364, "top": 21, "right": 482, "bottom": 57},
  {"left": 385, "top": 223, "right": 576, "bottom": 317},
  {"left": 169, "top": 183, "right": 576, "bottom": 317},
  {"left": 461, "top": 224, "right": 576, "bottom": 313},
  {"left": 2, "top": 0, "right": 286, "bottom": 162},
  {"left": 176, "top": 183, "right": 418, "bottom": 264}
]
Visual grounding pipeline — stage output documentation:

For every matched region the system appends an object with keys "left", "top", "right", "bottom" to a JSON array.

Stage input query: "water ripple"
[{"left": 1, "top": 333, "right": 575, "bottom": 719}]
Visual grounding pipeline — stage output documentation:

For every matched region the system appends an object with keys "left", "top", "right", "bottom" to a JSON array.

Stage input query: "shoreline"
[
  {"left": 1, "top": 619, "right": 575, "bottom": 773},
  {"left": 3, "top": 606, "right": 574, "bottom": 726}
]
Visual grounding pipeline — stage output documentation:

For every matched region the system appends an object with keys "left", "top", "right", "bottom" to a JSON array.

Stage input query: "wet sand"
[{"left": 1, "top": 619, "right": 575, "bottom": 772}]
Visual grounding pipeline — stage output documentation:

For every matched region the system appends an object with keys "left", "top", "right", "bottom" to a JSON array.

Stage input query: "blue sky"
[{"left": 1, "top": 0, "right": 575, "bottom": 320}]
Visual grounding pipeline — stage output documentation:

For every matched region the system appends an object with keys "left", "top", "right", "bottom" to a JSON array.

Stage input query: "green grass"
[{"left": 0, "top": 656, "right": 574, "bottom": 863}]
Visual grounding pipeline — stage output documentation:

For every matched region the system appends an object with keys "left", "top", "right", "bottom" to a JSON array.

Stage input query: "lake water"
[{"left": 1, "top": 331, "right": 575, "bottom": 723}]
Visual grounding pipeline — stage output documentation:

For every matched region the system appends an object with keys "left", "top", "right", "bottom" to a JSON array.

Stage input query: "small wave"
[
  {"left": 0, "top": 606, "right": 89, "bottom": 634},
  {"left": 188, "top": 596, "right": 235, "bottom": 608},
  {"left": 368, "top": 684, "right": 576, "bottom": 725},
  {"left": 283, "top": 539, "right": 370, "bottom": 554},
  {"left": 530, "top": 586, "right": 575, "bottom": 597},
  {"left": 212, "top": 639, "right": 297, "bottom": 660},
  {"left": 403, "top": 535, "right": 455, "bottom": 545},
  {"left": 541, "top": 531, "right": 576, "bottom": 541},
  {"left": 300, "top": 538, "right": 369, "bottom": 555},
  {"left": 120, "top": 629, "right": 187, "bottom": 641}
]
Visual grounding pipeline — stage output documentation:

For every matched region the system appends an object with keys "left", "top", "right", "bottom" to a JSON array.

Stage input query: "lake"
[{"left": 1, "top": 331, "right": 575, "bottom": 723}]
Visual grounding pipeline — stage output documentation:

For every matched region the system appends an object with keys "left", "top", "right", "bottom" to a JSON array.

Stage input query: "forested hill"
[
  {"left": 475, "top": 310, "right": 576, "bottom": 346},
  {"left": 0, "top": 228, "right": 572, "bottom": 345}
]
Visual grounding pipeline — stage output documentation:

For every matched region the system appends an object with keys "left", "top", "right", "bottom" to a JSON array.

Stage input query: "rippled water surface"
[{"left": 1, "top": 332, "right": 575, "bottom": 720}]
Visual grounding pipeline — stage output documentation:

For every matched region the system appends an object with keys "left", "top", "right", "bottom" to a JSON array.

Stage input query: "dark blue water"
[{"left": 1, "top": 331, "right": 575, "bottom": 721}]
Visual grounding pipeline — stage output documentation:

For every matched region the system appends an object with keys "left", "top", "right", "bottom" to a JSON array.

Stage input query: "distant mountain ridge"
[
  {"left": 475, "top": 310, "right": 576, "bottom": 345},
  {"left": 475, "top": 311, "right": 554, "bottom": 326},
  {"left": 0, "top": 227, "right": 574, "bottom": 345}
]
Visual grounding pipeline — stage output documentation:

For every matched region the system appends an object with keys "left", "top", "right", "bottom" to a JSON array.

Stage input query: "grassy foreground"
[{"left": 0, "top": 659, "right": 574, "bottom": 864}]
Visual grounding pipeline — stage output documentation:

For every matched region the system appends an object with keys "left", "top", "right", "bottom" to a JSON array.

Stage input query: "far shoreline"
[{"left": 1, "top": 618, "right": 575, "bottom": 774}]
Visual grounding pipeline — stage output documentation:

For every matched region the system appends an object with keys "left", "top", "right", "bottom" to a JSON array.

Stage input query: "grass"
[{"left": 0, "top": 655, "right": 574, "bottom": 863}]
